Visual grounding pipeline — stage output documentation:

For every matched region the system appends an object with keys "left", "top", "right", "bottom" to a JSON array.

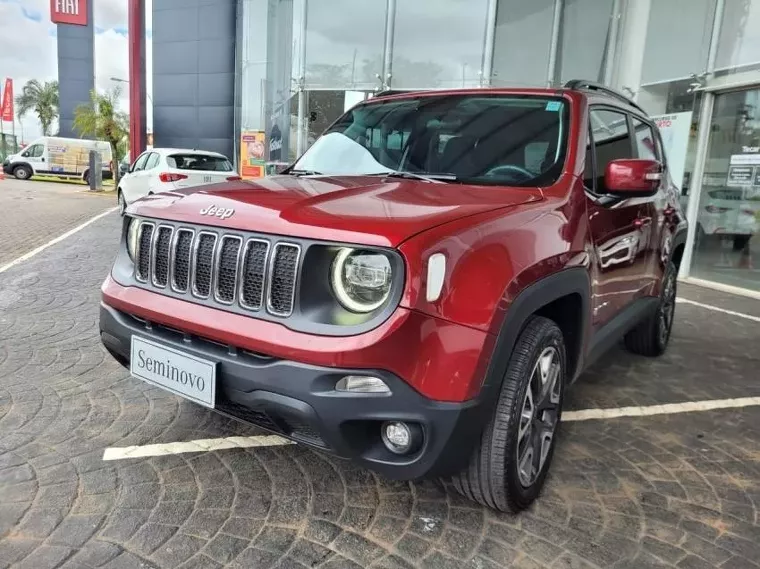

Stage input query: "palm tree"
[
  {"left": 15, "top": 80, "right": 59, "bottom": 136},
  {"left": 73, "top": 87, "right": 129, "bottom": 186}
]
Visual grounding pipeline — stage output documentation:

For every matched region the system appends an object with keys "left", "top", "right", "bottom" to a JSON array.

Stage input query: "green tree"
[
  {"left": 73, "top": 87, "right": 129, "bottom": 186},
  {"left": 15, "top": 79, "right": 59, "bottom": 136}
]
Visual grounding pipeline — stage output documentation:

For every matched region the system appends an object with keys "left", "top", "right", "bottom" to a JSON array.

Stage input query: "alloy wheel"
[
  {"left": 118, "top": 193, "right": 126, "bottom": 215},
  {"left": 516, "top": 346, "right": 561, "bottom": 487}
]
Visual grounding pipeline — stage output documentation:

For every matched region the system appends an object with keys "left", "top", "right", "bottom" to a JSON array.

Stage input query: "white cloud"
[{"left": 0, "top": 0, "right": 153, "bottom": 143}]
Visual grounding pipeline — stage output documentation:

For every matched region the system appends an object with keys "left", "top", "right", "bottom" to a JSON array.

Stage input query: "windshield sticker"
[{"left": 545, "top": 101, "right": 562, "bottom": 112}]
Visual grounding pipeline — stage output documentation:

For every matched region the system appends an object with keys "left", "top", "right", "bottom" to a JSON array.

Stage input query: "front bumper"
[
  {"left": 3, "top": 162, "right": 12, "bottom": 175},
  {"left": 100, "top": 301, "right": 488, "bottom": 480}
]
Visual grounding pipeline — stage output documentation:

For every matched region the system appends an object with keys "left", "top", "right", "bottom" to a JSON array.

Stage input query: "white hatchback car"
[{"left": 118, "top": 148, "right": 240, "bottom": 214}]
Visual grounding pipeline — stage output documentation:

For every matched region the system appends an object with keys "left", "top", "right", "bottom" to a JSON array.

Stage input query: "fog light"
[
  {"left": 381, "top": 421, "right": 422, "bottom": 455},
  {"left": 335, "top": 376, "right": 390, "bottom": 394}
]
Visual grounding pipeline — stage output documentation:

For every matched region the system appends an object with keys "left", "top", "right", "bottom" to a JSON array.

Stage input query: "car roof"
[
  {"left": 151, "top": 148, "right": 230, "bottom": 159},
  {"left": 366, "top": 82, "right": 649, "bottom": 118}
]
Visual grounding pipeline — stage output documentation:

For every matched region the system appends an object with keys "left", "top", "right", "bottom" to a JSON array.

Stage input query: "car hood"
[{"left": 128, "top": 175, "right": 543, "bottom": 247}]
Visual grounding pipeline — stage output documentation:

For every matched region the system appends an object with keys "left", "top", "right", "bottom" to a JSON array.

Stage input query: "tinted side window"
[
  {"left": 132, "top": 153, "right": 150, "bottom": 172},
  {"left": 590, "top": 109, "right": 634, "bottom": 192},
  {"left": 23, "top": 144, "right": 44, "bottom": 158},
  {"left": 144, "top": 153, "right": 160, "bottom": 170},
  {"left": 632, "top": 118, "right": 658, "bottom": 160}
]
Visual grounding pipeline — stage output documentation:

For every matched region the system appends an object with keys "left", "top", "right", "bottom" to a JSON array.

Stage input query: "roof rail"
[
  {"left": 371, "top": 89, "right": 422, "bottom": 99},
  {"left": 563, "top": 79, "right": 647, "bottom": 115}
]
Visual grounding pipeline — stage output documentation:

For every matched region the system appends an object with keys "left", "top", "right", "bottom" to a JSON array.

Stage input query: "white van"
[{"left": 2, "top": 136, "right": 113, "bottom": 183}]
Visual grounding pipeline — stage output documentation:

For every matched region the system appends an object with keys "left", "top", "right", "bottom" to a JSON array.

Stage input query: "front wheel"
[
  {"left": 451, "top": 316, "right": 566, "bottom": 512},
  {"left": 13, "top": 165, "right": 32, "bottom": 180},
  {"left": 117, "top": 190, "right": 126, "bottom": 216},
  {"left": 624, "top": 261, "right": 677, "bottom": 356}
]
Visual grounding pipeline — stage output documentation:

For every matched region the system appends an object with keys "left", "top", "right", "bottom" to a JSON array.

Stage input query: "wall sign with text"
[{"left": 50, "top": 0, "right": 88, "bottom": 26}]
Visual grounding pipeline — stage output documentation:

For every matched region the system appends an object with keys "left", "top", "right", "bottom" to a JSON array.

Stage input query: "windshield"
[
  {"left": 292, "top": 94, "right": 569, "bottom": 186},
  {"left": 168, "top": 154, "right": 233, "bottom": 172}
]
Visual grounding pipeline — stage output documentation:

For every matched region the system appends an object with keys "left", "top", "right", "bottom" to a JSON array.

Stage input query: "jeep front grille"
[
  {"left": 152, "top": 226, "right": 173, "bottom": 287},
  {"left": 135, "top": 221, "right": 300, "bottom": 318},
  {"left": 171, "top": 229, "right": 194, "bottom": 292},
  {"left": 193, "top": 232, "right": 217, "bottom": 298}
]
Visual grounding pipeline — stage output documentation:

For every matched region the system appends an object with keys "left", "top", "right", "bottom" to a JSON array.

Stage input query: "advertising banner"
[
  {"left": 1, "top": 78, "right": 13, "bottom": 122},
  {"left": 50, "top": 0, "right": 88, "bottom": 26},
  {"left": 240, "top": 131, "right": 266, "bottom": 179},
  {"left": 652, "top": 112, "right": 692, "bottom": 189}
]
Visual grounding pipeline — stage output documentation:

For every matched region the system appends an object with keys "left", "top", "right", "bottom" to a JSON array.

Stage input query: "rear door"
[
  {"left": 120, "top": 152, "right": 150, "bottom": 203},
  {"left": 585, "top": 108, "right": 657, "bottom": 326},
  {"left": 166, "top": 153, "right": 236, "bottom": 189}
]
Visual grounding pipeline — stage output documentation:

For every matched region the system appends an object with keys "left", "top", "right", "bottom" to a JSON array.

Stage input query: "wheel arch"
[
  {"left": 12, "top": 162, "right": 34, "bottom": 175},
  {"left": 479, "top": 267, "right": 591, "bottom": 402},
  {"left": 670, "top": 228, "right": 688, "bottom": 270}
]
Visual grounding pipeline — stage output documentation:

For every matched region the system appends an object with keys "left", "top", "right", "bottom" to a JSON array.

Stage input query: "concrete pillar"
[
  {"left": 152, "top": 0, "right": 237, "bottom": 159},
  {"left": 56, "top": 0, "right": 95, "bottom": 137},
  {"left": 610, "top": 0, "right": 652, "bottom": 99}
]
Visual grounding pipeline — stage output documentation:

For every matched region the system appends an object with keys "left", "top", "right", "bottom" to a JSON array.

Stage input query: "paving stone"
[
  {"left": 289, "top": 538, "right": 334, "bottom": 566},
  {"left": 204, "top": 533, "right": 249, "bottom": 565},
  {"left": 47, "top": 514, "right": 103, "bottom": 547},
  {"left": 151, "top": 534, "right": 207, "bottom": 567},
  {"left": 13, "top": 544, "right": 73, "bottom": 569},
  {"left": 68, "top": 541, "right": 123, "bottom": 567},
  {"left": 15, "top": 507, "right": 67, "bottom": 539}
]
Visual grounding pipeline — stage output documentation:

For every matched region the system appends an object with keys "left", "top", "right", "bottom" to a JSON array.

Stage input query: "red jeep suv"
[{"left": 100, "top": 81, "right": 687, "bottom": 512}]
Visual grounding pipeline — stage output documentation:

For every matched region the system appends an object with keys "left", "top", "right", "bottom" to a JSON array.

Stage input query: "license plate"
[{"left": 130, "top": 336, "right": 216, "bottom": 408}]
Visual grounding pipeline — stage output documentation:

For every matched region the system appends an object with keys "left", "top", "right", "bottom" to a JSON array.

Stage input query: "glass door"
[{"left": 690, "top": 87, "right": 760, "bottom": 290}]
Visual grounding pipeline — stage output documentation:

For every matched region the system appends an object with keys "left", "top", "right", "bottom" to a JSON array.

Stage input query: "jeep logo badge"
[{"left": 199, "top": 205, "right": 235, "bottom": 220}]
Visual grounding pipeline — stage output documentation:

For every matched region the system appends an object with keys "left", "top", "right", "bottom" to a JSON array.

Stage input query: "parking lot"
[{"left": 0, "top": 184, "right": 758, "bottom": 569}]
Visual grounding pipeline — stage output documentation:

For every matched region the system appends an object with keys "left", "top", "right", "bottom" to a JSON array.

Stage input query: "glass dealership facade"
[{"left": 233, "top": 0, "right": 760, "bottom": 296}]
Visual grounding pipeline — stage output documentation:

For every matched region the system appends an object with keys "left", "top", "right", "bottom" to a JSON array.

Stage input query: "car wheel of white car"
[
  {"left": 13, "top": 165, "right": 32, "bottom": 180},
  {"left": 118, "top": 191, "right": 126, "bottom": 216}
]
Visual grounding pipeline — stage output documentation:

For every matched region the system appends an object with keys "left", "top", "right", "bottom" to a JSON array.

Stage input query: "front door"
[
  {"left": 585, "top": 108, "right": 659, "bottom": 326},
  {"left": 20, "top": 143, "right": 46, "bottom": 174}
]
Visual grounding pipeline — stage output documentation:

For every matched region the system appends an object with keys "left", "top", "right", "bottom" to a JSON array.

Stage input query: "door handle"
[{"left": 634, "top": 217, "right": 652, "bottom": 228}]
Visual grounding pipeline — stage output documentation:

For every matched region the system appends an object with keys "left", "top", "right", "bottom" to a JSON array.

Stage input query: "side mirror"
[{"left": 605, "top": 159, "right": 662, "bottom": 196}]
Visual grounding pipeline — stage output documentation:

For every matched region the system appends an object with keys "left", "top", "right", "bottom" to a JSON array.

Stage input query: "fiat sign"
[{"left": 50, "top": 0, "right": 88, "bottom": 26}]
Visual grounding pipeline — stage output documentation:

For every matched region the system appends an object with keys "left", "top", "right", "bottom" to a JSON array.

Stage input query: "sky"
[{"left": 0, "top": 0, "right": 153, "bottom": 143}]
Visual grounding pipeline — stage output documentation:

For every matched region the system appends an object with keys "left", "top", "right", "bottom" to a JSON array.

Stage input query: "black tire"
[
  {"left": 624, "top": 261, "right": 677, "bottom": 357},
  {"left": 733, "top": 235, "right": 751, "bottom": 252},
  {"left": 451, "top": 316, "right": 566, "bottom": 512},
  {"left": 83, "top": 171, "right": 90, "bottom": 186},
  {"left": 13, "top": 165, "right": 32, "bottom": 180},
  {"left": 118, "top": 190, "right": 126, "bottom": 216}
]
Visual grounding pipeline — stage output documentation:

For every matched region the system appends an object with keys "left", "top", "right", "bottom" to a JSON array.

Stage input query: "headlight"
[
  {"left": 331, "top": 248, "right": 392, "bottom": 313},
  {"left": 126, "top": 218, "right": 140, "bottom": 262}
]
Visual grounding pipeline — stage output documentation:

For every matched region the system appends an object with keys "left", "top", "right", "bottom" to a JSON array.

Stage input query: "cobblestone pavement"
[
  {"left": 1, "top": 213, "right": 759, "bottom": 569},
  {"left": 0, "top": 179, "right": 115, "bottom": 267}
]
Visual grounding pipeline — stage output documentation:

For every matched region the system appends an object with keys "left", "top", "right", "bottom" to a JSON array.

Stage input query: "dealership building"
[{"left": 51, "top": 0, "right": 760, "bottom": 295}]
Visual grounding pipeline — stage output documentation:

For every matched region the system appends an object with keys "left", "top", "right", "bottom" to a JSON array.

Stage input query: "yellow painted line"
[
  {"left": 0, "top": 207, "right": 118, "bottom": 274},
  {"left": 102, "top": 435, "right": 294, "bottom": 460},
  {"left": 564, "top": 396, "right": 760, "bottom": 422}
]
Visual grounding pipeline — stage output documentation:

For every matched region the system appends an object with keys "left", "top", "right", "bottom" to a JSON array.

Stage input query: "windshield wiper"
[
  {"left": 367, "top": 171, "right": 458, "bottom": 184},
  {"left": 288, "top": 169, "right": 323, "bottom": 176}
]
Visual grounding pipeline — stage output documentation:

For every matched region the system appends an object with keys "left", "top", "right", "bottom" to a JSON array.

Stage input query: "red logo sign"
[
  {"left": 1, "top": 78, "right": 13, "bottom": 122},
  {"left": 50, "top": 0, "right": 88, "bottom": 26}
]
